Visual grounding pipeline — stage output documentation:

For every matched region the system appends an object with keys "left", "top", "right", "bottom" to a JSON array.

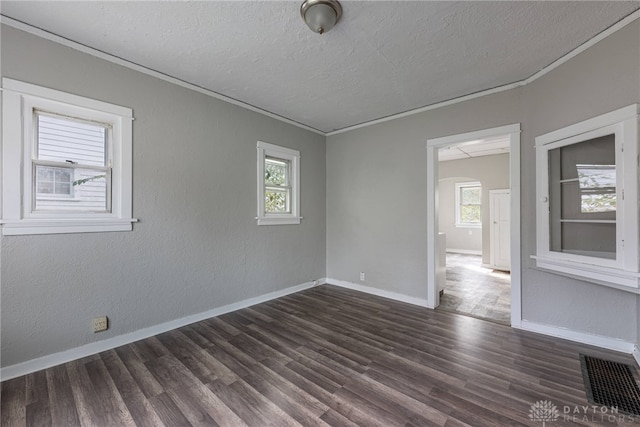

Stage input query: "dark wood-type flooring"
[
  {"left": 438, "top": 253, "right": 511, "bottom": 325},
  {"left": 2, "top": 285, "right": 639, "bottom": 426}
]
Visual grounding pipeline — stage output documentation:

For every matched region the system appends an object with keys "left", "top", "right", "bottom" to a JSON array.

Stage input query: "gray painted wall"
[
  {"left": 518, "top": 21, "right": 639, "bottom": 342},
  {"left": 326, "top": 89, "right": 522, "bottom": 298},
  {"left": 438, "top": 154, "right": 510, "bottom": 262},
  {"left": 327, "top": 21, "right": 639, "bottom": 344},
  {"left": 1, "top": 26, "right": 326, "bottom": 367}
]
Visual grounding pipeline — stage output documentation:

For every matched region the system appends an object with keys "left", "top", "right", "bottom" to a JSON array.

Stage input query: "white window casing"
[
  {"left": 1, "top": 78, "right": 136, "bottom": 235},
  {"left": 533, "top": 104, "right": 639, "bottom": 293},
  {"left": 256, "top": 141, "right": 301, "bottom": 226}
]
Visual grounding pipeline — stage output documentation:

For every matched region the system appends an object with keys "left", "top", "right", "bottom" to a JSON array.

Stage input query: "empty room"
[{"left": 2, "top": 2, "right": 640, "bottom": 426}]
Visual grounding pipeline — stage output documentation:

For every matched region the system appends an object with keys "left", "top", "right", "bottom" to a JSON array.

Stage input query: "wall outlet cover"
[{"left": 93, "top": 316, "right": 108, "bottom": 333}]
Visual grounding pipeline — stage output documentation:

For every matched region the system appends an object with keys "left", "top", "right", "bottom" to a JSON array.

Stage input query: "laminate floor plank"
[
  {"left": 3, "top": 285, "right": 639, "bottom": 427},
  {"left": 24, "top": 370, "right": 51, "bottom": 427},
  {"left": 113, "top": 346, "right": 164, "bottom": 399},
  {"left": 100, "top": 350, "right": 165, "bottom": 427},
  {"left": 1, "top": 376, "right": 26, "bottom": 427},
  {"left": 44, "top": 365, "right": 81, "bottom": 426}
]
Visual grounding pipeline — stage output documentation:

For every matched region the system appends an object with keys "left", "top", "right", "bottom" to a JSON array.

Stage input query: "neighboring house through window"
[
  {"left": 256, "top": 141, "right": 300, "bottom": 225},
  {"left": 1, "top": 78, "right": 135, "bottom": 235},
  {"left": 455, "top": 181, "right": 482, "bottom": 227}
]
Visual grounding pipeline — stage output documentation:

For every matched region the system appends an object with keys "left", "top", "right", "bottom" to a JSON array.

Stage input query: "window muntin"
[
  {"left": 455, "top": 182, "right": 481, "bottom": 227},
  {"left": 256, "top": 141, "right": 300, "bottom": 225},
  {"left": 33, "top": 112, "right": 111, "bottom": 213}
]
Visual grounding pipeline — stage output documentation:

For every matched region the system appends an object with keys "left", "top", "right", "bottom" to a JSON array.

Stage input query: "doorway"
[{"left": 426, "top": 124, "right": 522, "bottom": 327}]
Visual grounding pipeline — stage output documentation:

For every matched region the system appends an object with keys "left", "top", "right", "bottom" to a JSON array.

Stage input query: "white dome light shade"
[{"left": 300, "top": 0, "right": 342, "bottom": 35}]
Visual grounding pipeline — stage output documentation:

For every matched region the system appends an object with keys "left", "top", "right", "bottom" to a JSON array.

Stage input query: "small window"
[
  {"left": 1, "top": 78, "right": 135, "bottom": 235},
  {"left": 256, "top": 141, "right": 300, "bottom": 225},
  {"left": 534, "top": 104, "right": 639, "bottom": 290},
  {"left": 455, "top": 181, "right": 482, "bottom": 227}
]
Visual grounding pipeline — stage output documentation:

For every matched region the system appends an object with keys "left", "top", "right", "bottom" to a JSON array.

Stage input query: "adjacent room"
[
  {"left": 2, "top": 1, "right": 640, "bottom": 425},
  {"left": 436, "top": 138, "right": 512, "bottom": 325}
]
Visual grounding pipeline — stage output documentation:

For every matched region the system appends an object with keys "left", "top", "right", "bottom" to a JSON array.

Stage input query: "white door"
[{"left": 490, "top": 189, "right": 510, "bottom": 271}]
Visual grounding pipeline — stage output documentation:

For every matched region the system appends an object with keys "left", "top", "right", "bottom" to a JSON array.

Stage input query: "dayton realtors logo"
[
  {"left": 529, "top": 400, "right": 559, "bottom": 426},
  {"left": 529, "top": 400, "right": 640, "bottom": 424}
]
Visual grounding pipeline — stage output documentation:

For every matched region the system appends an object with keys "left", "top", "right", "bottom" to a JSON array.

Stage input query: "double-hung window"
[
  {"left": 256, "top": 141, "right": 300, "bottom": 225},
  {"left": 534, "top": 105, "right": 639, "bottom": 291},
  {"left": 455, "top": 181, "right": 482, "bottom": 227},
  {"left": 1, "top": 78, "right": 135, "bottom": 235}
]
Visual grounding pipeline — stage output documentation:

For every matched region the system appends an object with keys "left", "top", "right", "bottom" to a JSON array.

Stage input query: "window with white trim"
[
  {"left": 1, "top": 78, "right": 135, "bottom": 235},
  {"left": 455, "top": 181, "right": 482, "bottom": 228},
  {"left": 534, "top": 105, "right": 639, "bottom": 291},
  {"left": 256, "top": 141, "right": 300, "bottom": 225}
]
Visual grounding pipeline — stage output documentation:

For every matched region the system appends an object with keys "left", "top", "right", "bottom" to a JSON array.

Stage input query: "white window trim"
[
  {"left": 455, "top": 181, "right": 482, "bottom": 228},
  {"left": 1, "top": 78, "right": 136, "bottom": 235},
  {"left": 533, "top": 104, "right": 640, "bottom": 293},
  {"left": 256, "top": 141, "right": 301, "bottom": 226}
]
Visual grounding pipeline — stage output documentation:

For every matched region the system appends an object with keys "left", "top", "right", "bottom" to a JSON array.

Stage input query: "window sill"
[
  {"left": 532, "top": 255, "right": 640, "bottom": 294},
  {"left": 256, "top": 216, "right": 302, "bottom": 226},
  {"left": 1, "top": 218, "right": 138, "bottom": 236},
  {"left": 455, "top": 224, "right": 482, "bottom": 229}
]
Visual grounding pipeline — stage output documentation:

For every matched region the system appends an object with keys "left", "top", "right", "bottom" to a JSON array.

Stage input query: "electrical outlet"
[
  {"left": 313, "top": 279, "right": 320, "bottom": 286},
  {"left": 360, "top": 272, "right": 365, "bottom": 281},
  {"left": 93, "top": 316, "right": 108, "bottom": 333}
]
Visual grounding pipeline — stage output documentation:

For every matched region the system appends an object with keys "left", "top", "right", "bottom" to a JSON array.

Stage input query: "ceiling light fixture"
[{"left": 300, "top": 0, "right": 342, "bottom": 35}]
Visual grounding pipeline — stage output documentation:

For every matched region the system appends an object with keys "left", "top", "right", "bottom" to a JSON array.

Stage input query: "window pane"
[
  {"left": 34, "top": 167, "right": 109, "bottom": 212},
  {"left": 461, "top": 187, "right": 481, "bottom": 205},
  {"left": 265, "top": 157, "right": 288, "bottom": 186},
  {"left": 37, "top": 113, "right": 107, "bottom": 167},
  {"left": 265, "top": 188, "right": 289, "bottom": 213},
  {"left": 460, "top": 205, "right": 481, "bottom": 224}
]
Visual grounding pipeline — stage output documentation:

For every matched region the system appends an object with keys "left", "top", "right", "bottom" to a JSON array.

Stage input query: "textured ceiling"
[{"left": 2, "top": 1, "right": 639, "bottom": 134}]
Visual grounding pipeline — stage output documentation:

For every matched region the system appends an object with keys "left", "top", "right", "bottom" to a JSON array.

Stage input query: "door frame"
[{"left": 426, "top": 124, "right": 522, "bottom": 327}]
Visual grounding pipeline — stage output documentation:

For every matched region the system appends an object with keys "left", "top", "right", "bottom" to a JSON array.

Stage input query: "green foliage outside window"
[{"left": 265, "top": 158, "right": 289, "bottom": 213}]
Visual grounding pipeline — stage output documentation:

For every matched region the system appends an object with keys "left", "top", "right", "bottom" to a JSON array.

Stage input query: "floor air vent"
[{"left": 580, "top": 354, "right": 640, "bottom": 416}]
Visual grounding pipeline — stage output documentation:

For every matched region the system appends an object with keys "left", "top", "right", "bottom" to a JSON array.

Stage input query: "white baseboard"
[
  {"left": 515, "top": 320, "right": 636, "bottom": 355},
  {"left": 1, "top": 280, "right": 318, "bottom": 381},
  {"left": 326, "top": 278, "right": 429, "bottom": 308},
  {"left": 633, "top": 345, "right": 640, "bottom": 367},
  {"left": 447, "top": 249, "right": 482, "bottom": 255}
]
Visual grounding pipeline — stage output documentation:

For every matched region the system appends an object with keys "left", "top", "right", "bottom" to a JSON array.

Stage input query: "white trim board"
[
  {"left": 326, "top": 278, "right": 429, "bottom": 308},
  {"left": 515, "top": 320, "right": 636, "bottom": 356},
  {"left": 633, "top": 345, "right": 640, "bottom": 368},
  {"left": 0, "top": 280, "right": 319, "bottom": 381},
  {"left": 2, "top": 9, "right": 639, "bottom": 138}
]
